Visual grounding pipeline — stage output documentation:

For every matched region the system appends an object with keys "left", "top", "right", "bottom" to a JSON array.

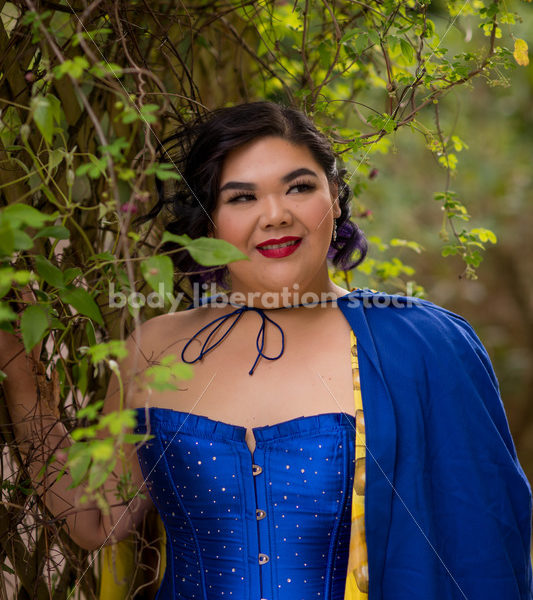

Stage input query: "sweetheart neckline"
[
  {"left": 134, "top": 407, "right": 356, "bottom": 464},
  {"left": 134, "top": 405, "right": 355, "bottom": 436}
]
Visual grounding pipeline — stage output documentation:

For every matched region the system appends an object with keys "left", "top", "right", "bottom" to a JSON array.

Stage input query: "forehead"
[{"left": 219, "top": 136, "right": 323, "bottom": 184}]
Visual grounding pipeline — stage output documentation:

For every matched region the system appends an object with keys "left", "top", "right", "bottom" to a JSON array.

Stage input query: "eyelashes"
[
  {"left": 226, "top": 192, "right": 255, "bottom": 204},
  {"left": 288, "top": 180, "right": 316, "bottom": 194},
  {"left": 225, "top": 179, "right": 316, "bottom": 204}
]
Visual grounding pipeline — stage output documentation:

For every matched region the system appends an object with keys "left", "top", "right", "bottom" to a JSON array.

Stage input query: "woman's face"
[{"left": 211, "top": 136, "right": 341, "bottom": 299}]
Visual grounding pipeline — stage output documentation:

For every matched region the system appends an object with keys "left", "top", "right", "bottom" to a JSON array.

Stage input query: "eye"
[
  {"left": 287, "top": 180, "right": 316, "bottom": 194},
  {"left": 226, "top": 193, "right": 256, "bottom": 204}
]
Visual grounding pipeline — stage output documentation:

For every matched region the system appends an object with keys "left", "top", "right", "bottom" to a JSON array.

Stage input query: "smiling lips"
[{"left": 256, "top": 236, "right": 302, "bottom": 258}]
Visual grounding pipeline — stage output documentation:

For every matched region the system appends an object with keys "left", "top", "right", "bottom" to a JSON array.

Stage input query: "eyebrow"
[{"left": 219, "top": 167, "right": 318, "bottom": 192}]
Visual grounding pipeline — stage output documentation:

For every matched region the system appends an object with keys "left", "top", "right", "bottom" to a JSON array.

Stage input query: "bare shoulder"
[
  {"left": 130, "top": 306, "right": 215, "bottom": 353},
  {"left": 104, "top": 311, "right": 192, "bottom": 411},
  {"left": 118, "top": 306, "right": 221, "bottom": 383}
]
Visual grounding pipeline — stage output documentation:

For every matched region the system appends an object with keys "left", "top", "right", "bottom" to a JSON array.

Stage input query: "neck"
[{"left": 209, "top": 282, "right": 349, "bottom": 310}]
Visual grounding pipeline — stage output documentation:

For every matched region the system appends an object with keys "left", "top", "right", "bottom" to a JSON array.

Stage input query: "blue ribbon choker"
[{"left": 180, "top": 297, "right": 337, "bottom": 375}]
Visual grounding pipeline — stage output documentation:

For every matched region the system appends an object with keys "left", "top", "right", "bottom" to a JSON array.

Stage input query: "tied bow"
[{"left": 181, "top": 304, "right": 285, "bottom": 375}]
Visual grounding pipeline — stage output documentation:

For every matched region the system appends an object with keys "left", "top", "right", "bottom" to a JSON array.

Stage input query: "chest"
[{"left": 136, "top": 308, "right": 356, "bottom": 452}]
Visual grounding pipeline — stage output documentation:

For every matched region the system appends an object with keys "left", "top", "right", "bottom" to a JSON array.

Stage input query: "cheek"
[
  {"left": 302, "top": 200, "right": 334, "bottom": 233},
  {"left": 213, "top": 212, "right": 248, "bottom": 245}
]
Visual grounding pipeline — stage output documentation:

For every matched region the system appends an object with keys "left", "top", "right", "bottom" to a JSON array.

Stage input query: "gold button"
[
  {"left": 258, "top": 553, "right": 269, "bottom": 565},
  {"left": 252, "top": 464, "right": 263, "bottom": 475},
  {"left": 256, "top": 509, "right": 266, "bottom": 520}
]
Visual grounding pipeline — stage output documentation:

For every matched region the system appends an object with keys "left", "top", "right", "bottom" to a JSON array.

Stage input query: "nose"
[{"left": 259, "top": 194, "right": 293, "bottom": 229}]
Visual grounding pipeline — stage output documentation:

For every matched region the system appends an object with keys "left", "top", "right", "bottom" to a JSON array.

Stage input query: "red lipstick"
[{"left": 256, "top": 236, "right": 302, "bottom": 258}]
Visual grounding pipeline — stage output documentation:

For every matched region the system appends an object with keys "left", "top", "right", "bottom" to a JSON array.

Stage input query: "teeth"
[{"left": 260, "top": 240, "right": 299, "bottom": 250}]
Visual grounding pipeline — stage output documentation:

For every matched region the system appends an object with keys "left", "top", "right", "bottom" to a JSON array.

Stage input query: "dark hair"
[{"left": 136, "top": 101, "right": 367, "bottom": 288}]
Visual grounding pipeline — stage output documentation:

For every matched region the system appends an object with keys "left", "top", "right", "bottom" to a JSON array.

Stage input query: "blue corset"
[{"left": 135, "top": 407, "right": 355, "bottom": 600}]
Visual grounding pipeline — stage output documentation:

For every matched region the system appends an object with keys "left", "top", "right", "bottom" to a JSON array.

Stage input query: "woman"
[{"left": 2, "top": 102, "right": 532, "bottom": 600}]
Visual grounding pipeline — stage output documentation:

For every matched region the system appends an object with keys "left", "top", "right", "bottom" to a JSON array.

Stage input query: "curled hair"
[{"left": 135, "top": 101, "right": 367, "bottom": 288}]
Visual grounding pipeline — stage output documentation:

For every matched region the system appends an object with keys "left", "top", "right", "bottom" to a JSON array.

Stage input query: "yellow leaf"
[{"left": 513, "top": 38, "right": 529, "bottom": 66}]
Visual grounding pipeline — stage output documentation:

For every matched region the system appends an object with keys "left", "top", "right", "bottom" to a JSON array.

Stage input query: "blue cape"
[{"left": 338, "top": 289, "right": 533, "bottom": 599}]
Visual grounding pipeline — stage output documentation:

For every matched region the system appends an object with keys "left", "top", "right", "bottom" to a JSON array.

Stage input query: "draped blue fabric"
[
  {"left": 134, "top": 289, "right": 533, "bottom": 599},
  {"left": 337, "top": 290, "right": 533, "bottom": 599},
  {"left": 135, "top": 409, "right": 355, "bottom": 600}
]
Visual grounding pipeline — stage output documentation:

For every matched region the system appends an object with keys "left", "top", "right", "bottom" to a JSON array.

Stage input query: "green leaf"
[
  {"left": 145, "top": 162, "right": 181, "bottom": 181},
  {"left": 367, "top": 235, "right": 388, "bottom": 252},
  {"left": 34, "top": 225, "right": 70, "bottom": 240},
  {"left": 140, "top": 255, "right": 174, "bottom": 301},
  {"left": 75, "top": 155, "right": 107, "bottom": 179},
  {"left": 186, "top": 237, "right": 248, "bottom": 266},
  {"left": 90, "top": 439, "right": 114, "bottom": 462},
  {"left": 88, "top": 457, "right": 116, "bottom": 490},
  {"left": 139, "top": 104, "right": 159, "bottom": 124},
  {"left": 1, "top": 204, "right": 54, "bottom": 228},
  {"left": 400, "top": 38, "right": 414, "bottom": 63},
  {"left": 0, "top": 266, "right": 15, "bottom": 297},
  {"left": 71, "top": 426, "right": 98, "bottom": 441},
  {"left": 12, "top": 270, "right": 32, "bottom": 286},
  {"left": 34, "top": 255, "right": 65, "bottom": 289},
  {"left": 465, "top": 250, "right": 483, "bottom": 267},
  {"left": 74, "top": 357, "right": 89, "bottom": 396},
  {"left": 66, "top": 443, "right": 91, "bottom": 488},
  {"left": 47, "top": 149, "right": 64, "bottom": 172},
  {"left": 31, "top": 96, "right": 54, "bottom": 144},
  {"left": 161, "top": 234, "right": 248, "bottom": 267},
  {"left": 47, "top": 94, "right": 62, "bottom": 125},
  {"left": 117, "top": 167, "right": 135, "bottom": 181},
  {"left": 390, "top": 238, "right": 424, "bottom": 253},
  {"left": 12, "top": 229, "right": 34, "bottom": 251},
  {"left": 99, "top": 409, "right": 137, "bottom": 435},
  {"left": 354, "top": 33, "right": 369, "bottom": 54},
  {"left": 387, "top": 35, "right": 400, "bottom": 53},
  {"left": 49, "top": 316, "right": 65, "bottom": 331},
  {"left": 59, "top": 286, "right": 104, "bottom": 325},
  {"left": 98, "top": 137, "right": 129, "bottom": 160},
  {"left": 82, "top": 340, "right": 128, "bottom": 364},
  {"left": 89, "top": 61, "right": 123, "bottom": 77},
  {"left": 0, "top": 219, "right": 14, "bottom": 256},
  {"left": 441, "top": 245, "right": 459, "bottom": 257},
  {"left": 77, "top": 400, "right": 104, "bottom": 420},
  {"left": 20, "top": 304, "right": 49, "bottom": 352},
  {"left": 367, "top": 113, "right": 396, "bottom": 134},
  {"left": 120, "top": 106, "right": 140, "bottom": 124},
  {"left": 470, "top": 228, "right": 497, "bottom": 244},
  {"left": 145, "top": 355, "right": 194, "bottom": 391},
  {"left": 161, "top": 232, "right": 192, "bottom": 246},
  {"left": 340, "top": 28, "right": 360, "bottom": 44},
  {"left": 451, "top": 135, "right": 468, "bottom": 152},
  {"left": 54, "top": 56, "right": 90, "bottom": 80},
  {"left": 0, "top": 303, "right": 17, "bottom": 324},
  {"left": 317, "top": 40, "right": 333, "bottom": 67},
  {"left": 368, "top": 29, "right": 380, "bottom": 46},
  {"left": 63, "top": 267, "right": 82, "bottom": 285},
  {"left": 122, "top": 433, "right": 154, "bottom": 445},
  {"left": 85, "top": 320, "right": 97, "bottom": 347}
]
